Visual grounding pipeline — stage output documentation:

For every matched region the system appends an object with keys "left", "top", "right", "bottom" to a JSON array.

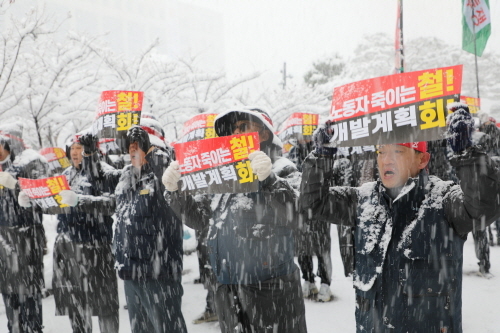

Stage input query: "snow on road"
[{"left": 1, "top": 216, "right": 499, "bottom": 332}]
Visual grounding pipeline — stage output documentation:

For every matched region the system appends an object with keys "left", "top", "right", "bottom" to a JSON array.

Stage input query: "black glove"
[
  {"left": 313, "top": 120, "right": 337, "bottom": 156},
  {"left": 127, "top": 126, "right": 151, "bottom": 153},
  {"left": 447, "top": 108, "right": 473, "bottom": 153},
  {"left": 78, "top": 133, "right": 99, "bottom": 155}
]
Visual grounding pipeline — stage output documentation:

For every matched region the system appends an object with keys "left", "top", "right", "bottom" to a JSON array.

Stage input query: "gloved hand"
[
  {"left": 313, "top": 120, "right": 337, "bottom": 156},
  {"left": 78, "top": 133, "right": 99, "bottom": 155},
  {"left": 248, "top": 151, "right": 272, "bottom": 181},
  {"left": 0, "top": 172, "right": 17, "bottom": 189},
  {"left": 59, "top": 190, "right": 79, "bottom": 207},
  {"left": 447, "top": 108, "right": 473, "bottom": 153},
  {"left": 127, "top": 126, "right": 151, "bottom": 153},
  {"left": 18, "top": 190, "right": 31, "bottom": 208},
  {"left": 162, "top": 161, "right": 181, "bottom": 191}
]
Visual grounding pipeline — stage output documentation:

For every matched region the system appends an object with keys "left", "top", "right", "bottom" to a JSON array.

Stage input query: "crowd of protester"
[{"left": 0, "top": 103, "right": 499, "bottom": 333}]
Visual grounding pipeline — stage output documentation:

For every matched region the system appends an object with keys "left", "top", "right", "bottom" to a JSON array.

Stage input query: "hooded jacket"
[
  {"left": 169, "top": 142, "right": 300, "bottom": 285},
  {"left": 300, "top": 147, "right": 500, "bottom": 332}
]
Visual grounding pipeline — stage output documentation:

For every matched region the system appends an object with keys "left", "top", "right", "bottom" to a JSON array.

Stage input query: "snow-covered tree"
[
  {"left": 309, "top": 33, "right": 500, "bottom": 111},
  {"left": 0, "top": 7, "right": 108, "bottom": 148},
  {"left": 0, "top": 7, "right": 61, "bottom": 118},
  {"left": 303, "top": 54, "right": 345, "bottom": 88}
]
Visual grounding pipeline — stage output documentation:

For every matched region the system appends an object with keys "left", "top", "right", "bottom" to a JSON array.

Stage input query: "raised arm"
[{"left": 444, "top": 107, "right": 500, "bottom": 235}]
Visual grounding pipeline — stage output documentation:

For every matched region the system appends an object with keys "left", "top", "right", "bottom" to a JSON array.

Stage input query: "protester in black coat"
[
  {"left": 300, "top": 109, "right": 500, "bottom": 332},
  {"left": 0, "top": 125, "right": 48, "bottom": 333},
  {"left": 163, "top": 107, "right": 307, "bottom": 333},
  {"left": 22, "top": 133, "right": 120, "bottom": 333},
  {"left": 289, "top": 141, "right": 333, "bottom": 301},
  {"left": 113, "top": 126, "right": 187, "bottom": 333}
]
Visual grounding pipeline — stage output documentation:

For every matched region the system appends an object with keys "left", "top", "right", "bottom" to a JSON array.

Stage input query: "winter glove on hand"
[
  {"left": 59, "top": 190, "right": 79, "bottom": 207},
  {"left": 162, "top": 161, "right": 181, "bottom": 191},
  {"left": 0, "top": 172, "right": 17, "bottom": 189},
  {"left": 248, "top": 151, "right": 272, "bottom": 181},
  {"left": 78, "top": 133, "right": 99, "bottom": 155},
  {"left": 17, "top": 190, "right": 31, "bottom": 208},
  {"left": 127, "top": 126, "right": 151, "bottom": 153},
  {"left": 447, "top": 108, "right": 473, "bottom": 153},
  {"left": 313, "top": 120, "right": 337, "bottom": 156}
]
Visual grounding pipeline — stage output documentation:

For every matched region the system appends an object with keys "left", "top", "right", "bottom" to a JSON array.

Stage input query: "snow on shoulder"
[{"left": 13, "top": 148, "right": 47, "bottom": 166}]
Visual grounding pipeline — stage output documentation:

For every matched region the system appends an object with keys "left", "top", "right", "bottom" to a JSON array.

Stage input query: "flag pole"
[
  {"left": 394, "top": 0, "right": 404, "bottom": 74},
  {"left": 471, "top": 2, "right": 481, "bottom": 100},
  {"left": 400, "top": 0, "right": 404, "bottom": 73}
]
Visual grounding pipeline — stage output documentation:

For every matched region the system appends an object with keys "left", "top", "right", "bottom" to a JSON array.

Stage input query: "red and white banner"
[
  {"left": 329, "top": 65, "right": 463, "bottom": 146},
  {"left": 178, "top": 113, "right": 218, "bottom": 143},
  {"left": 278, "top": 112, "right": 319, "bottom": 143},
  {"left": 93, "top": 90, "right": 144, "bottom": 153},
  {"left": 460, "top": 95, "right": 481, "bottom": 113},
  {"left": 39, "top": 147, "right": 71, "bottom": 174},
  {"left": 173, "top": 133, "right": 260, "bottom": 194},
  {"left": 19, "top": 175, "right": 71, "bottom": 212}
]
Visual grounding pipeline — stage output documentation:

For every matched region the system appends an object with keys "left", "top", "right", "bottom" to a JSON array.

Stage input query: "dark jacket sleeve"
[
  {"left": 82, "top": 152, "right": 121, "bottom": 192},
  {"left": 445, "top": 146, "right": 500, "bottom": 236},
  {"left": 73, "top": 152, "right": 121, "bottom": 216},
  {"left": 300, "top": 152, "right": 358, "bottom": 226},
  {"left": 258, "top": 169, "right": 299, "bottom": 229},
  {"left": 76, "top": 193, "right": 116, "bottom": 216},
  {"left": 166, "top": 191, "right": 211, "bottom": 231}
]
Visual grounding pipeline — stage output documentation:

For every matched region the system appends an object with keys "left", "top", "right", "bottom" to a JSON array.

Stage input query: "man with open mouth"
[{"left": 300, "top": 107, "right": 500, "bottom": 332}]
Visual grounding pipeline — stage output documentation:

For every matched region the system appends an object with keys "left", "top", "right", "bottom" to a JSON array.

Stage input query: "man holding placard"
[
  {"left": 20, "top": 132, "right": 120, "bottom": 333},
  {"left": 0, "top": 124, "right": 48, "bottom": 333},
  {"left": 300, "top": 106, "right": 500, "bottom": 331},
  {"left": 163, "top": 107, "right": 307, "bottom": 333}
]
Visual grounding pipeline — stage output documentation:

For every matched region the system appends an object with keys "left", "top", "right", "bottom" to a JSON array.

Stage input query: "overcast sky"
[
  {"left": 185, "top": 0, "right": 500, "bottom": 80},
  {"left": 5, "top": 0, "right": 499, "bottom": 84}
]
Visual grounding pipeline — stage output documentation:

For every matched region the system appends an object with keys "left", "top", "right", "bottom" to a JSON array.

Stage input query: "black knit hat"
[{"left": 126, "top": 125, "right": 151, "bottom": 153}]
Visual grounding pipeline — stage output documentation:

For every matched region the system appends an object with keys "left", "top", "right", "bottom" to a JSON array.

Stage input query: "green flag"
[{"left": 462, "top": 0, "right": 491, "bottom": 56}]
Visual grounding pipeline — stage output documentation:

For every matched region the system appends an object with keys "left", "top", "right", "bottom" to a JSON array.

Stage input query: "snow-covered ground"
[{"left": 1, "top": 215, "right": 499, "bottom": 332}]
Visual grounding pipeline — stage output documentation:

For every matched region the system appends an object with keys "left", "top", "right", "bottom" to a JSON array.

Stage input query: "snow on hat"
[
  {"left": 396, "top": 142, "right": 427, "bottom": 153},
  {"left": 446, "top": 102, "right": 470, "bottom": 113},
  {"left": 214, "top": 106, "right": 283, "bottom": 147},
  {"left": 139, "top": 117, "right": 167, "bottom": 149},
  {"left": 0, "top": 122, "right": 27, "bottom": 155},
  {"left": 446, "top": 102, "right": 473, "bottom": 127}
]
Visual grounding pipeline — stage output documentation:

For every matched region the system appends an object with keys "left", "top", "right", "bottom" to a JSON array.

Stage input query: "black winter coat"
[
  {"left": 300, "top": 147, "right": 500, "bottom": 332},
  {"left": 50, "top": 153, "right": 119, "bottom": 316},
  {"left": 169, "top": 144, "right": 301, "bottom": 285},
  {"left": 113, "top": 148, "right": 183, "bottom": 281},
  {"left": 56, "top": 154, "right": 117, "bottom": 243},
  {"left": 0, "top": 148, "right": 48, "bottom": 295}
]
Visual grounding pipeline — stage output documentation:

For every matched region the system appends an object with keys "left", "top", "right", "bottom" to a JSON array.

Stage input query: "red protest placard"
[
  {"left": 173, "top": 133, "right": 260, "bottom": 194},
  {"left": 278, "top": 112, "right": 319, "bottom": 143},
  {"left": 39, "top": 147, "right": 71, "bottom": 174},
  {"left": 93, "top": 90, "right": 144, "bottom": 153},
  {"left": 18, "top": 175, "right": 71, "bottom": 212},
  {"left": 328, "top": 65, "right": 463, "bottom": 147},
  {"left": 179, "top": 113, "right": 218, "bottom": 143},
  {"left": 460, "top": 95, "right": 480, "bottom": 114}
]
